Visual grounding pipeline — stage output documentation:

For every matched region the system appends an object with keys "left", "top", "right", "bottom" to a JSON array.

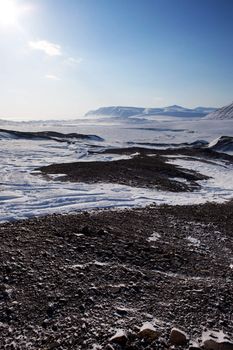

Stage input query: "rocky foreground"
[{"left": 0, "top": 201, "right": 233, "bottom": 349}]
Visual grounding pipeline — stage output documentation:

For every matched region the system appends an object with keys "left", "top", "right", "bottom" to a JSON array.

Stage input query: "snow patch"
[
  {"left": 186, "top": 236, "right": 200, "bottom": 247},
  {"left": 147, "top": 232, "right": 161, "bottom": 242}
]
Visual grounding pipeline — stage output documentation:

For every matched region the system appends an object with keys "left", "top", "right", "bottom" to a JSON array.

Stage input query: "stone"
[
  {"left": 0, "top": 284, "right": 12, "bottom": 300},
  {"left": 138, "top": 322, "right": 161, "bottom": 341},
  {"left": 169, "top": 327, "right": 188, "bottom": 345},
  {"left": 189, "top": 340, "right": 201, "bottom": 350},
  {"left": 202, "top": 330, "right": 233, "bottom": 350},
  {"left": 110, "top": 329, "right": 128, "bottom": 345},
  {"left": 115, "top": 307, "right": 128, "bottom": 316}
]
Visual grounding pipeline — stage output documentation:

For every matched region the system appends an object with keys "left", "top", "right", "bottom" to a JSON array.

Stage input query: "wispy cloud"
[
  {"left": 45, "top": 74, "right": 60, "bottom": 81},
  {"left": 65, "top": 57, "right": 83, "bottom": 65},
  {"left": 29, "top": 40, "right": 62, "bottom": 56}
]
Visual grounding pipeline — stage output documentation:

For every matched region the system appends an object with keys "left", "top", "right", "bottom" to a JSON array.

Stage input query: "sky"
[{"left": 0, "top": 0, "right": 233, "bottom": 120}]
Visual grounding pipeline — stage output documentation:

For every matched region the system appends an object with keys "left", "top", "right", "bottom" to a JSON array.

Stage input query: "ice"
[{"left": 0, "top": 117, "right": 233, "bottom": 222}]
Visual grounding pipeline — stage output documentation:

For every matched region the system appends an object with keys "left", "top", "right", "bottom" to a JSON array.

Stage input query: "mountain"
[
  {"left": 85, "top": 106, "right": 145, "bottom": 118},
  {"left": 205, "top": 102, "right": 233, "bottom": 120},
  {"left": 85, "top": 105, "right": 216, "bottom": 118},
  {"left": 192, "top": 107, "right": 217, "bottom": 114}
]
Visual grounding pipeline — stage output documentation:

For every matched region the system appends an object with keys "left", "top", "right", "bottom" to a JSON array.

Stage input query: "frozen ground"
[{"left": 0, "top": 116, "right": 233, "bottom": 222}]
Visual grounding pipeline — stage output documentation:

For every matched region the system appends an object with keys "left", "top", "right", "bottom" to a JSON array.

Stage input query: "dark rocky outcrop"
[{"left": 0, "top": 128, "right": 103, "bottom": 142}]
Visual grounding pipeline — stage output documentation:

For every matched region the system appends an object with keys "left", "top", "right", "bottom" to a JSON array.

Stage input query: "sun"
[{"left": 0, "top": 0, "right": 21, "bottom": 27}]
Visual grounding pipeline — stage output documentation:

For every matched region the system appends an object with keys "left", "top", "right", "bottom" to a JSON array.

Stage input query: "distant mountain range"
[
  {"left": 85, "top": 105, "right": 217, "bottom": 118},
  {"left": 1, "top": 102, "right": 232, "bottom": 122},
  {"left": 205, "top": 102, "right": 233, "bottom": 120}
]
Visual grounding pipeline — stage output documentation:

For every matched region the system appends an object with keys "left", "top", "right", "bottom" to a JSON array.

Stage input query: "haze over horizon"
[{"left": 1, "top": 0, "right": 233, "bottom": 120}]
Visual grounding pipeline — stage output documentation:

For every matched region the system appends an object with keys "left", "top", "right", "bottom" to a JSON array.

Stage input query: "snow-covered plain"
[{"left": 0, "top": 116, "right": 233, "bottom": 222}]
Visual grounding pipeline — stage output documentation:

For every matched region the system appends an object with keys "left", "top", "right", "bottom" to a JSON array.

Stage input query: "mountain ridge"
[
  {"left": 205, "top": 102, "right": 233, "bottom": 120},
  {"left": 85, "top": 105, "right": 216, "bottom": 118}
]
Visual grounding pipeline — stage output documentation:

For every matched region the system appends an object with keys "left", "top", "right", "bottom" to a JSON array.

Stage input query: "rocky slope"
[{"left": 0, "top": 202, "right": 233, "bottom": 349}]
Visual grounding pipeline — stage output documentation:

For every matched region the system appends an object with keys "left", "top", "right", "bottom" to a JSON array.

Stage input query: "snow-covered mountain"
[
  {"left": 85, "top": 105, "right": 216, "bottom": 118},
  {"left": 205, "top": 102, "right": 233, "bottom": 120},
  {"left": 85, "top": 106, "right": 144, "bottom": 118}
]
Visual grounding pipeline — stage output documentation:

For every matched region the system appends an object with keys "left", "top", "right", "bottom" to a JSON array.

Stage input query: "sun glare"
[{"left": 0, "top": 0, "right": 21, "bottom": 27}]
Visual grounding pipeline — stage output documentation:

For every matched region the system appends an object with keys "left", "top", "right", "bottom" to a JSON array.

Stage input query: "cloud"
[
  {"left": 66, "top": 57, "right": 83, "bottom": 65},
  {"left": 45, "top": 74, "right": 60, "bottom": 81},
  {"left": 28, "top": 40, "right": 82, "bottom": 69},
  {"left": 29, "top": 40, "right": 62, "bottom": 56}
]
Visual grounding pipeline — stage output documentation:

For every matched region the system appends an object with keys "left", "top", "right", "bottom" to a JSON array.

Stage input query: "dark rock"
[
  {"left": 110, "top": 330, "right": 128, "bottom": 345},
  {"left": 138, "top": 322, "right": 161, "bottom": 341},
  {"left": 169, "top": 327, "right": 188, "bottom": 345},
  {"left": 202, "top": 330, "right": 233, "bottom": 350}
]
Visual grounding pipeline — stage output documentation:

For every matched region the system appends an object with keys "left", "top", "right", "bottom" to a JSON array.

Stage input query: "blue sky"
[{"left": 0, "top": 0, "right": 233, "bottom": 120}]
